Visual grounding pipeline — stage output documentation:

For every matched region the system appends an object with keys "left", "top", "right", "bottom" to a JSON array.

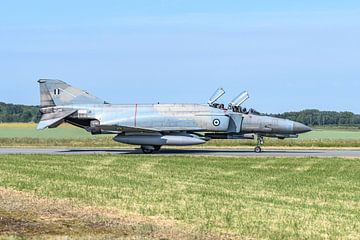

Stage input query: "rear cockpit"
[{"left": 248, "top": 108, "right": 261, "bottom": 115}]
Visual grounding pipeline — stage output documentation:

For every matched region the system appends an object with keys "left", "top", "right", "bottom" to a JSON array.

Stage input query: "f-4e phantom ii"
[{"left": 37, "top": 79, "right": 312, "bottom": 153}]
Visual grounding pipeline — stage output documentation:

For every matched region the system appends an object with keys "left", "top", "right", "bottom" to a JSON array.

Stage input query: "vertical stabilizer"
[{"left": 38, "top": 79, "right": 106, "bottom": 107}]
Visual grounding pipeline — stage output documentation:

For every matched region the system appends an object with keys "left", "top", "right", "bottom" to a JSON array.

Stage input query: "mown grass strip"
[
  {"left": 1, "top": 123, "right": 360, "bottom": 148},
  {"left": 0, "top": 155, "right": 359, "bottom": 239},
  {"left": 1, "top": 137, "right": 360, "bottom": 148}
]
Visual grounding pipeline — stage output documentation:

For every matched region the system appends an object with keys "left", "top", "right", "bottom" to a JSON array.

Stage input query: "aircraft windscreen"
[
  {"left": 212, "top": 103, "right": 226, "bottom": 110},
  {"left": 229, "top": 106, "right": 262, "bottom": 115}
]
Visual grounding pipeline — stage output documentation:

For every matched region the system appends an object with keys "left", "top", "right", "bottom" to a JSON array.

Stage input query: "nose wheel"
[
  {"left": 254, "top": 136, "right": 264, "bottom": 153},
  {"left": 255, "top": 146, "right": 262, "bottom": 153}
]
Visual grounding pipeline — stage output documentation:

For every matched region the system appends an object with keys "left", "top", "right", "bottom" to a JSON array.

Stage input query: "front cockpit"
[
  {"left": 208, "top": 88, "right": 260, "bottom": 115},
  {"left": 211, "top": 103, "right": 261, "bottom": 115},
  {"left": 248, "top": 108, "right": 261, "bottom": 115},
  {"left": 211, "top": 103, "right": 226, "bottom": 110}
]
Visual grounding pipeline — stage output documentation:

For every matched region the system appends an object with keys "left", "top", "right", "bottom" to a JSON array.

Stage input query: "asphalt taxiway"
[{"left": 0, "top": 148, "right": 359, "bottom": 157}]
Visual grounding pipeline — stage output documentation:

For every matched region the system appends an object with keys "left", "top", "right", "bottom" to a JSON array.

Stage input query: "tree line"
[
  {"left": 0, "top": 102, "right": 40, "bottom": 123},
  {"left": 272, "top": 109, "right": 360, "bottom": 126},
  {"left": 0, "top": 102, "right": 359, "bottom": 126}
]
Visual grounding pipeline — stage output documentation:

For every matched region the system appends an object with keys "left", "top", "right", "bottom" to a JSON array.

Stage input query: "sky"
[{"left": 0, "top": 0, "right": 359, "bottom": 113}]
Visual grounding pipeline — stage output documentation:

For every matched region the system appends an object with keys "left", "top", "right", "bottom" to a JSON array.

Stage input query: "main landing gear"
[
  {"left": 141, "top": 145, "right": 162, "bottom": 154},
  {"left": 255, "top": 136, "right": 264, "bottom": 153}
]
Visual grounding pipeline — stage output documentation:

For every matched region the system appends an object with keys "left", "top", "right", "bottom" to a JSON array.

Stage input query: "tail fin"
[{"left": 38, "top": 79, "right": 106, "bottom": 107}]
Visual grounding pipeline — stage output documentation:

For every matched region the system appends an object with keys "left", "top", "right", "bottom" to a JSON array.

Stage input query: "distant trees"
[
  {"left": 272, "top": 109, "right": 360, "bottom": 126},
  {"left": 0, "top": 102, "right": 40, "bottom": 123}
]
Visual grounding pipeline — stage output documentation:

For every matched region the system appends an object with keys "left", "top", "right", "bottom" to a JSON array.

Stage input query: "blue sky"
[{"left": 0, "top": 0, "right": 359, "bottom": 113}]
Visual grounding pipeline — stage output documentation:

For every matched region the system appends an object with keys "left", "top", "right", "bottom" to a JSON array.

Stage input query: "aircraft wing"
[{"left": 97, "top": 124, "right": 160, "bottom": 134}]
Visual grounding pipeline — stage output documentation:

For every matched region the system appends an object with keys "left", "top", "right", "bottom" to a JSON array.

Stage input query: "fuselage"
[{"left": 53, "top": 103, "right": 310, "bottom": 136}]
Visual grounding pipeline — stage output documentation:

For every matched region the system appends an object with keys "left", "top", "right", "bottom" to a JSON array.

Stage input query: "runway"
[{"left": 0, "top": 148, "right": 360, "bottom": 157}]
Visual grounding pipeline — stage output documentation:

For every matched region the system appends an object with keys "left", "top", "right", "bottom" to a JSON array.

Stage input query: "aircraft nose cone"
[{"left": 293, "top": 122, "right": 312, "bottom": 133}]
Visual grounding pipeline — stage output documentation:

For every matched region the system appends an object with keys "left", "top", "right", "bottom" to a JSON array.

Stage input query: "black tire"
[
  {"left": 154, "top": 146, "right": 162, "bottom": 152},
  {"left": 255, "top": 146, "right": 262, "bottom": 153},
  {"left": 141, "top": 147, "right": 154, "bottom": 154}
]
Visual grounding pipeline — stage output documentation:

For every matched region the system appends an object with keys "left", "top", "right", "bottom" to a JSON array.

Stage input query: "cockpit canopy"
[
  {"left": 229, "top": 91, "right": 249, "bottom": 108},
  {"left": 208, "top": 88, "right": 225, "bottom": 106},
  {"left": 208, "top": 88, "right": 261, "bottom": 115}
]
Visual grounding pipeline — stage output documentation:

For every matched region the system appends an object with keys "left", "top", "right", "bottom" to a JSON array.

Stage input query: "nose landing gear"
[{"left": 255, "top": 136, "right": 264, "bottom": 153}]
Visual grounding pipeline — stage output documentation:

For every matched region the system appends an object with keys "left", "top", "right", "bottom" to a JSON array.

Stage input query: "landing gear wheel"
[
  {"left": 154, "top": 146, "right": 162, "bottom": 152},
  {"left": 255, "top": 135, "right": 264, "bottom": 153},
  {"left": 141, "top": 146, "right": 154, "bottom": 154},
  {"left": 254, "top": 146, "right": 262, "bottom": 153}
]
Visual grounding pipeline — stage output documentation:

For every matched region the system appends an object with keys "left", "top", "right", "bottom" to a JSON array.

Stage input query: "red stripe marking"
[{"left": 134, "top": 104, "right": 138, "bottom": 127}]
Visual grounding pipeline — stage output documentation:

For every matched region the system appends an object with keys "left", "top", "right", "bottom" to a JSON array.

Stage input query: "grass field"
[
  {"left": 0, "top": 155, "right": 359, "bottom": 239},
  {"left": 0, "top": 123, "right": 92, "bottom": 139},
  {"left": 300, "top": 128, "right": 360, "bottom": 140},
  {"left": 1, "top": 123, "right": 360, "bottom": 148},
  {"left": 2, "top": 123, "right": 360, "bottom": 140}
]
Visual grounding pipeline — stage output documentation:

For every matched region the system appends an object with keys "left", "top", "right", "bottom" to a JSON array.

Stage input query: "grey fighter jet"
[{"left": 37, "top": 79, "right": 311, "bottom": 153}]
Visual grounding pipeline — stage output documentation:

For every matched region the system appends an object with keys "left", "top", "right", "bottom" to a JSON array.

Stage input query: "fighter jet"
[{"left": 37, "top": 79, "right": 311, "bottom": 153}]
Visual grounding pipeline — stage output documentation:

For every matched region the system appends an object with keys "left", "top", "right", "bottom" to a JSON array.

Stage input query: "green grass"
[
  {"left": 300, "top": 128, "right": 360, "bottom": 140},
  {"left": 2, "top": 124, "right": 360, "bottom": 140},
  {"left": 2, "top": 137, "right": 360, "bottom": 148},
  {"left": 0, "top": 155, "right": 359, "bottom": 239},
  {"left": 1, "top": 124, "right": 360, "bottom": 148},
  {"left": 0, "top": 124, "right": 92, "bottom": 139}
]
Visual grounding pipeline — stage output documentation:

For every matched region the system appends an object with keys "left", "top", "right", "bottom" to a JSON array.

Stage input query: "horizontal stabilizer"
[{"left": 37, "top": 110, "right": 77, "bottom": 130}]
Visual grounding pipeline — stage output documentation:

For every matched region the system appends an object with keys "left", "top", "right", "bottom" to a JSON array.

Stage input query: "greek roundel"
[{"left": 213, "top": 119, "right": 221, "bottom": 127}]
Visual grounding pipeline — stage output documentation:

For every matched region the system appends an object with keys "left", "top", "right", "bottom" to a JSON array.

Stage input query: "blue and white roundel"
[{"left": 213, "top": 119, "right": 221, "bottom": 127}]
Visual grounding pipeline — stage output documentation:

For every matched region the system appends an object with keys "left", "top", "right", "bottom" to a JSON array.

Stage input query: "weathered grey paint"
[
  {"left": 241, "top": 115, "right": 294, "bottom": 134},
  {"left": 37, "top": 79, "right": 312, "bottom": 148},
  {"left": 113, "top": 134, "right": 206, "bottom": 146},
  {"left": 38, "top": 79, "right": 105, "bottom": 107},
  {"left": 45, "top": 103, "right": 230, "bottom": 132}
]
